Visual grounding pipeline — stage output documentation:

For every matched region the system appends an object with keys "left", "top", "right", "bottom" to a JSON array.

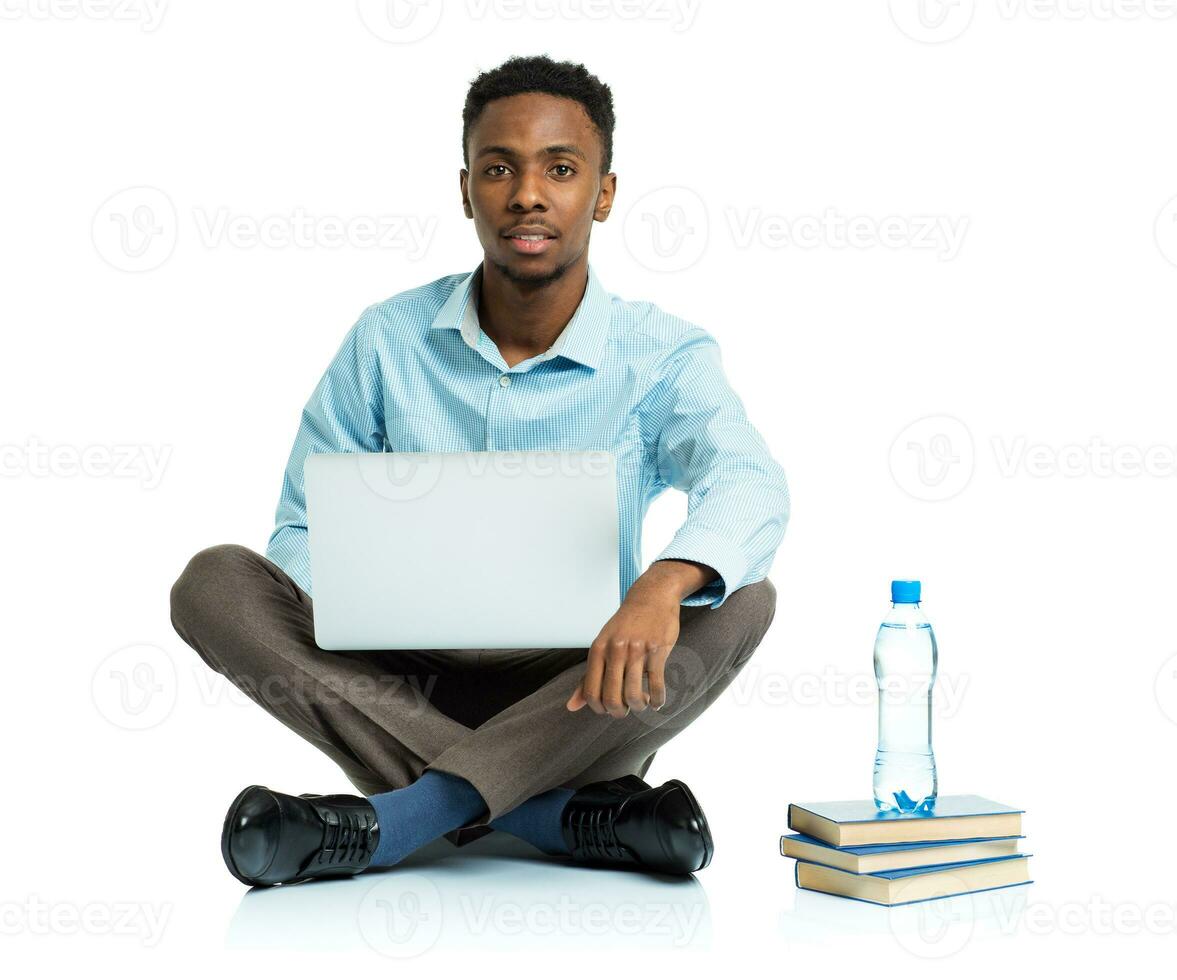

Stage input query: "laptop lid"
[{"left": 304, "top": 450, "right": 619, "bottom": 650}]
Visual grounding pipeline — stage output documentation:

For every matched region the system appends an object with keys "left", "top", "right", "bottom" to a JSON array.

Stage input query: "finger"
[
  {"left": 602, "top": 640, "right": 630, "bottom": 718},
  {"left": 624, "top": 648, "right": 648, "bottom": 711},
  {"left": 646, "top": 645, "right": 670, "bottom": 710},
  {"left": 566, "top": 678, "right": 586, "bottom": 711},
  {"left": 583, "top": 642, "right": 608, "bottom": 714}
]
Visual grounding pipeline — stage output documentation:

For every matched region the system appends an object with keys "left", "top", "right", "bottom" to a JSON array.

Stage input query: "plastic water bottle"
[{"left": 872, "top": 579, "right": 938, "bottom": 812}]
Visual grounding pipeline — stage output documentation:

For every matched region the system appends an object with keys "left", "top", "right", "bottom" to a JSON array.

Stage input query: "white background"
[{"left": 3, "top": 0, "right": 1175, "bottom": 973}]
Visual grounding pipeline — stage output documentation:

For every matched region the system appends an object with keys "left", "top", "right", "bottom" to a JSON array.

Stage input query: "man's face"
[{"left": 461, "top": 92, "right": 615, "bottom": 286}]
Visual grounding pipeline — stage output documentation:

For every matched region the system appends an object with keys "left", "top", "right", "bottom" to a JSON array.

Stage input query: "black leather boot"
[
  {"left": 559, "top": 774, "right": 713, "bottom": 874},
  {"left": 221, "top": 785, "right": 380, "bottom": 887}
]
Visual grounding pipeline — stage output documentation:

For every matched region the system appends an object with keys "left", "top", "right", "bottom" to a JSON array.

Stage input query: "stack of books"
[{"left": 780, "top": 795, "right": 1031, "bottom": 906}]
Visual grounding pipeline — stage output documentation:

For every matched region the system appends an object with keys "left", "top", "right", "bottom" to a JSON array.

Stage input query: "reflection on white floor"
[
  {"left": 227, "top": 832, "right": 712, "bottom": 954},
  {"left": 779, "top": 883, "right": 1033, "bottom": 956}
]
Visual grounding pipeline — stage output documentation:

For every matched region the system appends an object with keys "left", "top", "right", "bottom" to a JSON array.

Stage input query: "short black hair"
[{"left": 462, "top": 54, "right": 615, "bottom": 176}]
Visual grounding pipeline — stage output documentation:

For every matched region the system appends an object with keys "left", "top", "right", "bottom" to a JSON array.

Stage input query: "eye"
[
  {"left": 552, "top": 164, "right": 575, "bottom": 177},
  {"left": 485, "top": 164, "right": 510, "bottom": 176}
]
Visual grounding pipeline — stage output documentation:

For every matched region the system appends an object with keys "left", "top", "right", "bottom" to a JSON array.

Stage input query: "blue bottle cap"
[{"left": 891, "top": 580, "right": 921, "bottom": 603}]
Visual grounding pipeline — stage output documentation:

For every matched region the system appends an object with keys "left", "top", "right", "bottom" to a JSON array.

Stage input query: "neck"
[{"left": 477, "top": 253, "right": 589, "bottom": 362}]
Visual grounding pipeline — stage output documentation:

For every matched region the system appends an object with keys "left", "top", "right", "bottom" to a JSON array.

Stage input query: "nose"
[{"left": 508, "top": 164, "right": 549, "bottom": 212}]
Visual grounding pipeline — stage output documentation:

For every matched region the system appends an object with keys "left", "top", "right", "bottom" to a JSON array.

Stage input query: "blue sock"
[
  {"left": 488, "top": 786, "right": 575, "bottom": 855},
  {"left": 367, "top": 769, "right": 487, "bottom": 868}
]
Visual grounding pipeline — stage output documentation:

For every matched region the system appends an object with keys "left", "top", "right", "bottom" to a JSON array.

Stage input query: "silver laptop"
[{"left": 304, "top": 450, "right": 619, "bottom": 650}]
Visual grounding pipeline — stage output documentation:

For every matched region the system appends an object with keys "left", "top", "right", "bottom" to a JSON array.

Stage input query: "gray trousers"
[{"left": 169, "top": 544, "right": 776, "bottom": 845}]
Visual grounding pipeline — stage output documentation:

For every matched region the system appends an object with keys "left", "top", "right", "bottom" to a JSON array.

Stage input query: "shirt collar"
[{"left": 429, "top": 261, "right": 612, "bottom": 370}]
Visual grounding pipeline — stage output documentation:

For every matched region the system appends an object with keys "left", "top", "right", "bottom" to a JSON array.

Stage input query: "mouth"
[{"left": 504, "top": 231, "right": 557, "bottom": 255}]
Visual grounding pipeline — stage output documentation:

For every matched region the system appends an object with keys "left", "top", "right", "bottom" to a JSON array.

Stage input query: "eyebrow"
[{"left": 475, "top": 143, "right": 588, "bottom": 162}]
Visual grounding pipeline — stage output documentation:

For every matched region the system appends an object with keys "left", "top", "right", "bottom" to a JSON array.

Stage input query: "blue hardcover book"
[
  {"left": 787, "top": 795, "right": 1023, "bottom": 847},
  {"left": 794, "top": 853, "right": 1033, "bottom": 907},
  {"left": 780, "top": 833, "right": 1025, "bottom": 874}
]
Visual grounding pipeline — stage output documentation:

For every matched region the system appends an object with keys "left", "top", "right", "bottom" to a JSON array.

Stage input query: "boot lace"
[
  {"left": 567, "top": 802, "right": 627, "bottom": 861},
  {"left": 316, "top": 806, "right": 379, "bottom": 869}
]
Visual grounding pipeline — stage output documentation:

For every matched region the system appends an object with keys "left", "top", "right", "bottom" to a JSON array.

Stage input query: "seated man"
[{"left": 169, "top": 54, "right": 789, "bottom": 887}]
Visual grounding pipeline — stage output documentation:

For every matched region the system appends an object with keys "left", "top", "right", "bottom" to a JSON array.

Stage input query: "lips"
[
  {"left": 504, "top": 228, "right": 557, "bottom": 255},
  {"left": 506, "top": 235, "right": 555, "bottom": 255}
]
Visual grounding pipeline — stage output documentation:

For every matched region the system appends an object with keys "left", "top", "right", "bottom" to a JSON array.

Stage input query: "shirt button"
[{"left": 499, "top": 374, "right": 511, "bottom": 387}]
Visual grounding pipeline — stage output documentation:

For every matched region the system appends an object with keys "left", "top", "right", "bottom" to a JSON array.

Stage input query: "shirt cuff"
[
  {"left": 265, "top": 528, "right": 313, "bottom": 598},
  {"left": 652, "top": 524, "right": 749, "bottom": 610}
]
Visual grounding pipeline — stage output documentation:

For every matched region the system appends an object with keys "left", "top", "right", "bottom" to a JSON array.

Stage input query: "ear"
[
  {"left": 459, "top": 169, "right": 472, "bottom": 218},
  {"left": 594, "top": 172, "right": 617, "bottom": 222}
]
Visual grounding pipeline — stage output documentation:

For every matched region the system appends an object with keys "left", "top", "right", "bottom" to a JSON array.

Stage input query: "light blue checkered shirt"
[{"left": 266, "top": 262, "right": 789, "bottom": 609}]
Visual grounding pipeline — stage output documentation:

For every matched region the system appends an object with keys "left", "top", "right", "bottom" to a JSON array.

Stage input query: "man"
[{"left": 170, "top": 54, "right": 789, "bottom": 888}]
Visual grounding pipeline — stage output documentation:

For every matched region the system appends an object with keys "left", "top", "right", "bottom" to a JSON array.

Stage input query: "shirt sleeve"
[
  {"left": 265, "top": 308, "right": 386, "bottom": 596},
  {"left": 647, "top": 327, "right": 790, "bottom": 609}
]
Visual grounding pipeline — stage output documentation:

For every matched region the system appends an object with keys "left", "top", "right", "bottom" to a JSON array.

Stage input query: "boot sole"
[{"left": 664, "top": 778, "right": 714, "bottom": 871}]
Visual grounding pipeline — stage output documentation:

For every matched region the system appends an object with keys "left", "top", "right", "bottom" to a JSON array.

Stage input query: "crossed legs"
[{"left": 169, "top": 544, "right": 777, "bottom": 838}]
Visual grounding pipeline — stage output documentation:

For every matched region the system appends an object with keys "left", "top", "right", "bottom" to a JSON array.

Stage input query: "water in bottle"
[{"left": 872, "top": 579, "right": 938, "bottom": 812}]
